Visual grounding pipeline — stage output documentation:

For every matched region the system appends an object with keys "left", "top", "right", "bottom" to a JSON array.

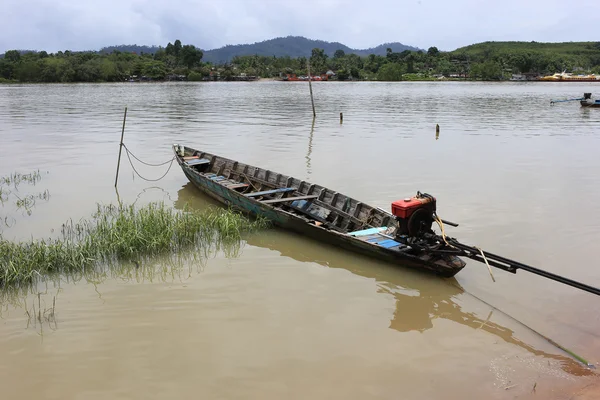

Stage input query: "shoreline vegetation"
[
  {"left": 0, "top": 171, "right": 270, "bottom": 289},
  {"left": 0, "top": 202, "right": 269, "bottom": 288},
  {"left": 1, "top": 40, "right": 599, "bottom": 83}
]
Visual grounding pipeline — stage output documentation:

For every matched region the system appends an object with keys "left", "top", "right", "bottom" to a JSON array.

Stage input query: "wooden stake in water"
[
  {"left": 114, "top": 106, "right": 128, "bottom": 188},
  {"left": 340, "top": 112, "right": 343, "bottom": 124},
  {"left": 307, "top": 61, "right": 316, "bottom": 117},
  {"left": 436, "top": 123, "right": 440, "bottom": 140}
]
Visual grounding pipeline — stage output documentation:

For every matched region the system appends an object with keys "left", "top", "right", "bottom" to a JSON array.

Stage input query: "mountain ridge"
[{"left": 197, "top": 36, "right": 422, "bottom": 63}]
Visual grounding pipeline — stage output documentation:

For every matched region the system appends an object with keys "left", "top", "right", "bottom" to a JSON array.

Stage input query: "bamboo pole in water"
[
  {"left": 307, "top": 61, "right": 316, "bottom": 117},
  {"left": 114, "top": 106, "right": 128, "bottom": 188}
]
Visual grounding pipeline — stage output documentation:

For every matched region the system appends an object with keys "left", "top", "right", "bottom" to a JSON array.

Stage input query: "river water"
[{"left": 0, "top": 81, "right": 599, "bottom": 399}]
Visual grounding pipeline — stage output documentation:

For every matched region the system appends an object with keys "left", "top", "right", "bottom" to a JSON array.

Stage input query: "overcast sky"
[{"left": 2, "top": 0, "right": 598, "bottom": 53}]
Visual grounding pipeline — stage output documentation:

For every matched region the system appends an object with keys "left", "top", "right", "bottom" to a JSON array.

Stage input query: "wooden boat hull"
[
  {"left": 173, "top": 145, "right": 466, "bottom": 277},
  {"left": 581, "top": 100, "right": 600, "bottom": 108}
]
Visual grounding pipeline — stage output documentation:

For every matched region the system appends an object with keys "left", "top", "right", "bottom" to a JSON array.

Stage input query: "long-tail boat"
[
  {"left": 173, "top": 143, "right": 600, "bottom": 296},
  {"left": 581, "top": 92, "right": 600, "bottom": 108},
  {"left": 551, "top": 93, "right": 600, "bottom": 107}
]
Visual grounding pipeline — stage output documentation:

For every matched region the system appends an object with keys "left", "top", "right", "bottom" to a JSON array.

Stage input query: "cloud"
[{"left": 1, "top": 0, "right": 598, "bottom": 53}]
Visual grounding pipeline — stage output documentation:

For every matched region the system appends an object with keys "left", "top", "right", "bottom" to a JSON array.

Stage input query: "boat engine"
[{"left": 391, "top": 192, "right": 436, "bottom": 238}]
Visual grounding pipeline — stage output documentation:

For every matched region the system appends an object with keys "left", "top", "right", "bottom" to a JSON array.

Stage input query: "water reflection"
[{"left": 174, "top": 182, "right": 594, "bottom": 376}]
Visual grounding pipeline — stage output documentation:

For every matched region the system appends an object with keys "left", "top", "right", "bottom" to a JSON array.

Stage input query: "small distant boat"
[
  {"left": 550, "top": 93, "right": 600, "bottom": 107},
  {"left": 581, "top": 92, "right": 600, "bottom": 108},
  {"left": 540, "top": 71, "right": 600, "bottom": 82}
]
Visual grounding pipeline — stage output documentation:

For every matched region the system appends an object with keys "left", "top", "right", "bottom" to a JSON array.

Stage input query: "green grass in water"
[{"left": 0, "top": 202, "right": 269, "bottom": 287}]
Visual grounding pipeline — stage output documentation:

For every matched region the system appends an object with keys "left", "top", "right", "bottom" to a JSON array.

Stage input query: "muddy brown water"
[{"left": 0, "top": 81, "right": 599, "bottom": 399}]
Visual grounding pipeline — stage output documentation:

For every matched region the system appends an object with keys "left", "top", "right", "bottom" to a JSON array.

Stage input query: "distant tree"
[
  {"left": 4, "top": 50, "right": 21, "bottom": 63},
  {"left": 377, "top": 63, "right": 405, "bottom": 81},
  {"left": 470, "top": 60, "right": 503, "bottom": 80},
  {"left": 187, "top": 71, "right": 203, "bottom": 81},
  {"left": 386, "top": 48, "right": 392, "bottom": 58},
  {"left": 181, "top": 45, "right": 203, "bottom": 69},
  {"left": 336, "top": 69, "right": 349, "bottom": 80},
  {"left": 406, "top": 53, "right": 415, "bottom": 73},
  {"left": 333, "top": 49, "right": 345, "bottom": 59},
  {"left": 173, "top": 40, "right": 182, "bottom": 56},
  {"left": 0, "top": 59, "right": 13, "bottom": 79},
  {"left": 154, "top": 48, "right": 167, "bottom": 61},
  {"left": 309, "top": 48, "right": 327, "bottom": 73},
  {"left": 141, "top": 60, "right": 167, "bottom": 79},
  {"left": 15, "top": 61, "right": 41, "bottom": 81},
  {"left": 427, "top": 47, "right": 439, "bottom": 56}
]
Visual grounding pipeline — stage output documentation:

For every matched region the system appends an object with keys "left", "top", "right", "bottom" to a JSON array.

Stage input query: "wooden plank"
[
  {"left": 348, "top": 227, "right": 388, "bottom": 237},
  {"left": 225, "top": 183, "right": 249, "bottom": 190},
  {"left": 244, "top": 187, "right": 296, "bottom": 197},
  {"left": 318, "top": 188, "right": 326, "bottom": 200},
  {"left": 261, "top": 195, "right": 318, "bottom": 204},
  {"left": 185, "top": 158, "right": 211, "bottom": 166}
]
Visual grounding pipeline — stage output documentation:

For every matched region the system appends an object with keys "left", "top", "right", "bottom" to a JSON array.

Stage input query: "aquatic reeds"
[
  {"left": 0, "top": 201, "right": 269, "bottom": 288},
  {"left": 0, "top": 170, "right": 49, "bottom": 222},
  {"left": 0, "top": 170, "right": 43, "bottom": 188}
]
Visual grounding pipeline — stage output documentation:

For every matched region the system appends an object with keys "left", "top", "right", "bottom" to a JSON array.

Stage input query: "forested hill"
[
  {"left": 447, "top": 41, "right": 600, "bottom": 74},
  {"left": 450, "top": 41, "right": 600, "bottom": 63},
  {"left": 200, "top": 36, "right": 421, "bottom": 63},
  {"left": 94, "top": 36, "right": 420, "bottom": 62}
]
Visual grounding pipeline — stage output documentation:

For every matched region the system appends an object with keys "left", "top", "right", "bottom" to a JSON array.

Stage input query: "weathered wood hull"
[
  {"left": 581, "top": 100, "right": 600, "bottom": 108},
  {"left": 174, "top": 145, "right": 466, "bottom": 277}
]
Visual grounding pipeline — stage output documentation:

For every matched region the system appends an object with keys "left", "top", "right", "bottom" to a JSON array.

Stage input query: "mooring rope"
[
  {"left": 434, "top": 214, "right": 496, "bottom": 282},
  {"left": 122, "top": 144, "right": 174, "bottom": 167},
  {"left": 122, "top": 143, "right": 176, "bottom": 182},
  {"left": 450, "top": 280, "right": 595, "bottom": 368}
]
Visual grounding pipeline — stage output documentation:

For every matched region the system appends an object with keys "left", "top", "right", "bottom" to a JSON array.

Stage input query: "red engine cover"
[{"left": 391, "top": 196, "right": 435, "bottom": 219}]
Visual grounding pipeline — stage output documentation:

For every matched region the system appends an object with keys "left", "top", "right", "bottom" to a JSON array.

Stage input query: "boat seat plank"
[
  {"left": 225, "top": 183, "right": 250, "bottom": 190},
  {"left": 348, "top": 227, "right": 388, "bottom": 237},
  {"left": 377, "top": 239, "right": 402, "bottom": 249},
  {"left": 210, "top": 176, "right": 226, "bottom": 181},
  {"left": 185, "top": 158, "right": 211, "bottom": 166},
  {"left": 261, "top": 195, "right": 318, "bottom": 204},
  {"left": 361, "top": 234, "right": 403, "bottom": 249},
  {"left": 245, "top": 187, "right": 296, "bottom": 197}
]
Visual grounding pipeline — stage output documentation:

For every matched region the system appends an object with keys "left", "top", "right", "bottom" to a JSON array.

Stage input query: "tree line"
[{"left": 1, "top": 40, "right": 599, "bottom": 83}]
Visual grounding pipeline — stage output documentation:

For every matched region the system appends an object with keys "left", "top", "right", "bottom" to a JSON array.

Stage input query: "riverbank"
[{"left": 3, "top": 76, "right": 596, "bottom": 84}]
